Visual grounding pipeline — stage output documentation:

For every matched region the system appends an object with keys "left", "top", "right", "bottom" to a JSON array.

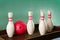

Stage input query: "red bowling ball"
[{"left": 14, "top": 20, "right": 27, "bottom": 35}]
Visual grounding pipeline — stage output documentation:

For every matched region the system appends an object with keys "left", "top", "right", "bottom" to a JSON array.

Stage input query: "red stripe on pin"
[
  {"left": 40, "top": 16, "right": 44, "bottom": 20},
  {"left": 40, "top": 16, "right": 44, "bottom": 18},
  {"left": 48, "top": 14, "right": 51, "bottom": 18},
  {"left": 29, "top": 16, "right": 32, "bottom": 20},
  {"left": 9, "top": 17, "right": 12, "bottom": 19},
  {"left": 9, "top": 17, "right": 12, "bottom": 22},
  {"left": 48, "top": 14, "right": 51, "bottom": 16}
]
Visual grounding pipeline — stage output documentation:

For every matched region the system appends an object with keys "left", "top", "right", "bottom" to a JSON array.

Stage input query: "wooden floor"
[{"left": 0, "top": 24, "right": 60, "bottom": 40}]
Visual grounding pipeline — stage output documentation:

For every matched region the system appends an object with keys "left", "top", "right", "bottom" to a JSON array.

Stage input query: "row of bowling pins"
[
  {"left": 6, "top": 10, "right": 53, "bottom": 38},
  {"left": 27, "top": 10, "right": 53, "bottom": 35}
]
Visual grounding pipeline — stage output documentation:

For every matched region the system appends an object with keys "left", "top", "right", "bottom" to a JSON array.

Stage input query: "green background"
[{"left": 0, "top": 0, "right": 60, "bottom": 30}]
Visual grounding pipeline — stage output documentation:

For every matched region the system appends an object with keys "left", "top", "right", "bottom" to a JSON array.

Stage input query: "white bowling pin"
[
  {"left": 44, "top": 20, "right": 48, "bottom": 33},
  {"left": 6, "top": 12, "right": 14, "bottom": 37},
  {"left": 27, "top": 11, "right": 35, "bottom": 35},
  {"left": 47, "top": 10, "right": 53, "bottom": 32},
  {"left": 39, "top": 10, "right": 46, "bottom": 35}
]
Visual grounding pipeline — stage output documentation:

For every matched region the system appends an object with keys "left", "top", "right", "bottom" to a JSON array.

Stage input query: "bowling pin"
[
  {"left": 44, "top": 20, "right": 48, "bottom": 33},
  {"left": 27, "top": 11, "right": 35, "bottom": 35},
  {"left": 39, "top": 10, "right": 46, "bottom": 35},
  {"left": 47, "top": 10, "right": 53, "bottom": 32},
  {"left": 6, "top": 12, "right": 14, "bottom": 37}
]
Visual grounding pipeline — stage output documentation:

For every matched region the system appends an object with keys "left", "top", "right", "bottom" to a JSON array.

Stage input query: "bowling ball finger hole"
[{"left": 19, "top": 26, "right": 22, "bottom": 29}]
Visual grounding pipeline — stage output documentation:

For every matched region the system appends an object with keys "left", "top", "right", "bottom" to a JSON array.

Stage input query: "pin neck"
[
  {"left": 40, "top": 16, "right": 44, "bottom": 20},
  {"left": 29, "top": 16, "right": 32, "bottom": 20},
  {"left": 9, "top": 17, "right": 12, "bottom": 22},
  {"left": 48, "top": 17, "right": 51, "bottom": 19},
  {"left": 48, "top": 14, "right": 51, "bottom": 19}
]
